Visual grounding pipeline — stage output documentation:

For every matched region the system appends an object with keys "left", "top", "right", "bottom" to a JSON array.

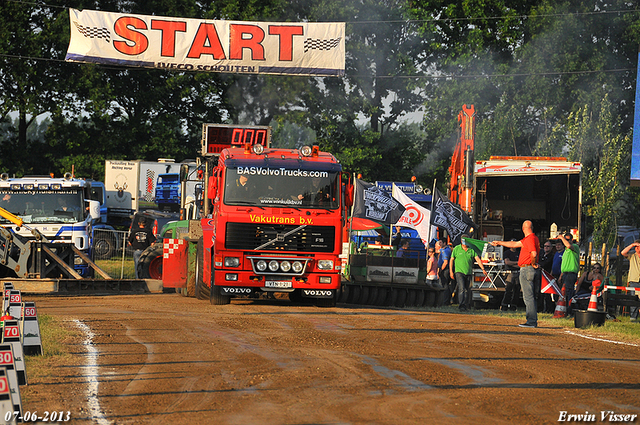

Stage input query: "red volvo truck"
[{"left": 162, "top": 124, "right": 348, "bottom": 306}]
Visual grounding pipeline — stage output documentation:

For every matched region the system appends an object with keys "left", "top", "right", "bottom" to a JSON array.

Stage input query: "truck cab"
[{"left": 0, "top": 173, "right": 99, "bottom": 276}]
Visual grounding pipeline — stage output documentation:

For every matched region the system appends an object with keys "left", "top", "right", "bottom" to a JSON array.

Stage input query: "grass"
[
  {"left": 94, "top": 258, "right": 136, "bottom": 279},
  {"left": 425, "top": 305, "right": 640, "bottom": 344},
  {"left": 23, "top": 314, "right": 76, "bottom": 392}
]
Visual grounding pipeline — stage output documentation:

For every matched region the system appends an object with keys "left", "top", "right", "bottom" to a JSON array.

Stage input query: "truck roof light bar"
[
  {"left": 300, "top": 146, "right": 312, "bottom": 157},
  {"left": 252, "top": 144, "right": 264, "bottom": 155},
  {"left": 64, "top": 172, "right": 72, "bottom": 180},
  {"left": 0, "top": 174, "right": 8, "bottom": 181}
]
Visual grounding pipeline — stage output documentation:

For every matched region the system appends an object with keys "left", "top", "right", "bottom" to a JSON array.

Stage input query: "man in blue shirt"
[
  {"left": 552, "top": 239, "right": 564, "bottom": 279},
  {"left": 437, "top": 239, "right": 452, "bottom": 304}
]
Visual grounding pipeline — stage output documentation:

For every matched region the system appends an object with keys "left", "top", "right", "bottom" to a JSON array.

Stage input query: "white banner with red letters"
[{"left": 65, "top": 9, "right": 345, "bottom": 77}]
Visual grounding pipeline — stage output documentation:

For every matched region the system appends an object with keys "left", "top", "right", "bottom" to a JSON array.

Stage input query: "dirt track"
[{"left": 22, "top": 294, "right": 640, "bottom": 424}]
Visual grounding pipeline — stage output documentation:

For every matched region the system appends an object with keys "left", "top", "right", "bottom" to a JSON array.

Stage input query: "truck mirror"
[
  {"left": 179, "top": 164, "right": 189, "bottom": 182},
  {"left": 87, "top": 200, "right": 100, "bottom": 222},
  {"left": 208, "top": 176, "right": 217, "bottom": 200}
]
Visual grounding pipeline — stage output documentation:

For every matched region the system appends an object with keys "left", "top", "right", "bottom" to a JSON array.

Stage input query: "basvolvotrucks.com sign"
[{"left": 65, "top": 9, "right": 346, "bottom": 77}]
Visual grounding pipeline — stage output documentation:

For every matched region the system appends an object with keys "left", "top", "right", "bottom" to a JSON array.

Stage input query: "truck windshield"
[
  {"left": 224, "top": 167, "right": 340, "bottom": 209},
  {"left": 0, "top": 190, "right": 85, "bottom": 224}
]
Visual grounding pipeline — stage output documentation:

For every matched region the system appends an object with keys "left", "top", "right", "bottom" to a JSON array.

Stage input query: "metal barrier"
[{"left": 91, "top": 228, "right": 135, "bottom": 279}]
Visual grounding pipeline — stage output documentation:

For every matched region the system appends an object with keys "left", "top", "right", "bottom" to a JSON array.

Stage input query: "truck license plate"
[{"left": 265, "top": 280, "right": 292, "bottom": 289}]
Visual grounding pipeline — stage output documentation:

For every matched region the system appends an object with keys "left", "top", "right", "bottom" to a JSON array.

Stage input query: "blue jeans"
[
  {"left": 454, "top": 272, "right": 472, "bottom": 310},
  {"left": 520, "top": 266, "right": 537, "bottom": 326},
  {"left": 630, "top": 281, "right": 640, "bottom": 320},
  {"left": 133, "top": 249, "right": 143, "bottom": 279},
  {"left": 562, "top": 272, "right": 578, "bottom": 313}
]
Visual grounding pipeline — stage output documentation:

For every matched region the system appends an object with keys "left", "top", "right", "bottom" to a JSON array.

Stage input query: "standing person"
[
  {"left": 560, "top": 233, "right": 580, "bottom": 315},
  {"left": 500, "top": 242, "right": 520, "bottom": 312},
  {"left": 491, "top": 220, "right": 540, "bottom": 328},
  {"left": 537, "top": 240, "right": 556, "bottom": 313},
  {"left": 128, "top": 218, "right": 156, "bottom": 279},
  {"left": 396, "top": 240, "right": 410, "bottom": 258},
  {"left": 621, "top": 240, "right": 640, "bottom": 322},
  {"left": 449, "top": 236, "right": 487, "bottom": 312},
  {"left": 551, "top": 239, "right": 564, "bottom": 279},
  {"left": 436, "top": 239, "right": 452, "bottom": 304},
  {"left": 426, "top": 246, "right": 440, "bottom": 288}
]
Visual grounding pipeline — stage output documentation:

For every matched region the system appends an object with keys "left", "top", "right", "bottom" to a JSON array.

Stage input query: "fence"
[{"left": 92, "top": 228, "right": 136, "bottom": 279}]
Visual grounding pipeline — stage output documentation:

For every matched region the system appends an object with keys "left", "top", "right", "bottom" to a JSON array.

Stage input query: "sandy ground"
[{"left": 19, "top": 293, "right": 640, "bottom": 424}]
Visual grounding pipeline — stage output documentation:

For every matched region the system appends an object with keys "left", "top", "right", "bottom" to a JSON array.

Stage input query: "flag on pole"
[
  {"left": 430, "top": 188, "right": 477, "bottom": 245},
  {"left": 461, "top": 236, "right": 487, "bottom": 257},
  {"left": 541, "top": 269, "right": 561, "bottom": 295},
  {"left": 392, "top": 183, "right": 436, "bottom": 247},
  {"left": 352, "top": 179, "right": 405, "bottom": 225}
]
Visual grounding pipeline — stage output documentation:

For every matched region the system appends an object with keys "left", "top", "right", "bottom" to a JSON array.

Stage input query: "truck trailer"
[
  {"left": 104, "top": 159, "right": 197, "bottom": 227},
  {"left": 447, "top": 105, "right": 583, "bottom": 307}
]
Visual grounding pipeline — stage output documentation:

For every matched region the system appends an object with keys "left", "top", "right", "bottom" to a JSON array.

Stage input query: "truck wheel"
[
  {"left": 289, "top": 289, "right": 303, "bottom": 304},
  {"left": 406, "top": 289, "right": 417, "bottom": 307},
  {"left": 416, "top": 289, "right": 425, "bottom": 307},
  {"left": 394, "top": 289, "right": 407, "bottom": 308},
  {"left": 195, "top": 241, "right": 210, "bottom": 300},
  {"left": 366, "top": 287, "right": 378, "bottom": 305},
  {"left": 210, "top": 285, "right": 230, "bottom": 305},
  {"left": 358, "top": 286, "right": 369, "bottom": 305},
  {"left": 424, "top": 290, "right": 436, "bottom": 307},
  {"left": 137, "top": 243, "right": 163, "bottom": 280},
  {"left": 315, "top": 292, "right": 337, "bottom": 307},
  {"left": 337, "top": 285, "right": 349, "bottom": 303},
  {"left": 93, "top": 235, "right": 116, "bottom": 259}
]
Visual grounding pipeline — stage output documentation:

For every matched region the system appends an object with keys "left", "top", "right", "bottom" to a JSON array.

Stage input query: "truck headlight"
[
  {"left": 269, "top": 260, "right": 279, "bottom": 272},
  {"left": 317, "top": 260, "right": 333, "bottom": 270},
  {"left": 256, "top": 260, "right": 267, "bottom": 271},
  {"left": 224, "top": 257, "right": 240, "bottom": 267},
  {"left": 280, "top": 261, "right": 291, "bottom": 272},
  {"left": 292, "top": 261, "right": 303, "bottom": 273}
]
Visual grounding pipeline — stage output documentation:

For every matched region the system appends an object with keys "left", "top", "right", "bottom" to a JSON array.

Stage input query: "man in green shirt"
[
  {"left": 560, "top": 233, "right": 580, "bottom": 314},
  {"left": 449, "top": 236, "right": 487, "bottom": 312}
]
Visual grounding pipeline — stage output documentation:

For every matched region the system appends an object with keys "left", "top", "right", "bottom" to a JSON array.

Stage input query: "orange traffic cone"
[
  {"left": 587, "top": 280, "right": 600, "bottom": 312},
  {"left": 553, "top": 286, "right": 567, "bottom": 318}
]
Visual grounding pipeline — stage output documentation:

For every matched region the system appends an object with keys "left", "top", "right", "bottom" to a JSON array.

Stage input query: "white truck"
[{"left": 0, "top": 173, "right": 100, "bottom": 277}]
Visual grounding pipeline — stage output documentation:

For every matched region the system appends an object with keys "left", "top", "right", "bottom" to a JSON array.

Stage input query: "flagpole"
[
  {"left": 348, "top": 174, "right": 355, "bottom": 250},
  {"left": 426, "top": 179, "right": 437, "bottom": 247}
]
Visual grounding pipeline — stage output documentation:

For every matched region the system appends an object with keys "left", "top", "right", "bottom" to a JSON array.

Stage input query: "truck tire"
[
  {"left": 195, "top": 241, "right": 210, "bottom": 300},
  {"left": 137, "top": 243, "right": 163, "bottom": 280},
  {"left": 424, "top": 290, "right": 436, "bottom": 307},
  {"left": 93, "top": 235, "right": 116, "bottom": 260},
  {"left": 366, "top": 286, "right": 378, "bottom": 305},
  {"left": 337, "top": 285, "right": 349, "bottom": 304},
  {"left": 406, "top": 289, "right": 417, "bottom": 307},
  {"left": 210, "top": 285, "right": 230, "bottom": 305},
  {"left": 315, "top": 292, "right": 337, "bottom": 307}
]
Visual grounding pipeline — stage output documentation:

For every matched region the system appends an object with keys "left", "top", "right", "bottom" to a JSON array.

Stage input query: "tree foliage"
[{"left": 1, "top": 0, "right": 640, "bottom": 235}]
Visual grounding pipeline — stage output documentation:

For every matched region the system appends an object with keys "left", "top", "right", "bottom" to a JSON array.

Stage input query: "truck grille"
[{"left": 225, "top": 223, "right": 335, "bottom": 252}]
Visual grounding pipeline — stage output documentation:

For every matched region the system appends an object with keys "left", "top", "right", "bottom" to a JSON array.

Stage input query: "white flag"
[{"left": 392, "top": 183, "right": 436, "bottom": 247}]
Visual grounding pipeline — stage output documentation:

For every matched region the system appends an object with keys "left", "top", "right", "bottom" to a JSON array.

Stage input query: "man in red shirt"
[{"left": 491, "top": 220, "right": 541, "bottom": 328}]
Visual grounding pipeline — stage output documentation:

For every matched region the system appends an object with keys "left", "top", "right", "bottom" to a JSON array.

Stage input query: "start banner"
[{"left": 65, "top": 9, "right": 345, "bottom": 77}]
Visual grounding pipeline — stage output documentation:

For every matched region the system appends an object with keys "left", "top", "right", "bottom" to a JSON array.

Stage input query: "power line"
[{"left": 1, "top": 53, "right": 634, "bottom": 79}]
